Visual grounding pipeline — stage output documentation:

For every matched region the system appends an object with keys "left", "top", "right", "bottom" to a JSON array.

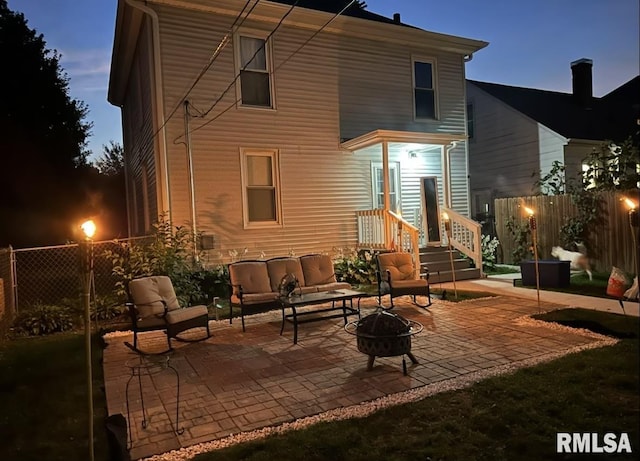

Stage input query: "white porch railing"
[
  {"left": 441, "top": 206, "right": 483, "bottom": 276},
  {"left": 356, "top": 209, "right": 420, "bottom": 277}
]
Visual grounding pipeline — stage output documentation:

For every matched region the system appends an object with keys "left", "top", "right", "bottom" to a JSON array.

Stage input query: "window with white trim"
[
  {"left": 371, "top": 162, "right": 401, "bottom": 213},
  {"left": 241, "top": 149, "right": 282, "bottom": 227},
  {"left": 413, "top": 59, "right": 436, "bottom": 119},
  {"left": 235, "top": 34, "right": 274, "bottom": 108}
]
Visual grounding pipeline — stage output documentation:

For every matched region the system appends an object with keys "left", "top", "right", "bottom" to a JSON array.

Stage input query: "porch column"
[
  {"left": 382, "top": 141, "right": 392, "bottom": 248},
  {"left": 443, "top": 141, "right": 457, "bottom": 208}
]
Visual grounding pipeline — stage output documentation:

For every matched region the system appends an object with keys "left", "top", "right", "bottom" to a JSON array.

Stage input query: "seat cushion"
[
  {"left": 300, "top": 254, "right": 337, "bottom": 286},
  {"left": 231, "top": 292, "right": 280, "bottom": 305},
  {"left": 165, "top": 305, "right": 208, "bottom": 325},
  {"left": 391, "top": 279, "right": 428, "bottom": 289},
  {"left": 129, "top": 276, "right": 180, "bottom": 319},
  {"left": 266, "top": 257, "right": 306, "bottom": 292},
  {"left": 378, "top": 253, "right": 414, "bottom": 281},
  {"left": 229, "top": 261, "right": 272, "bottom": 295}
]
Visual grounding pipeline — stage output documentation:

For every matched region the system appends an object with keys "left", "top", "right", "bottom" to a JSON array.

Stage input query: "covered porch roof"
[
  {"left": 340, "top": 129, "right": 467, "bottom": 210},
  {"left": 340, "top": 129, "right": 467, "bottom": 152}
]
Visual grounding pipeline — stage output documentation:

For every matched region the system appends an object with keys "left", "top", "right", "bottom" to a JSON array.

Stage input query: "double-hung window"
[
  {"left": 241, "top": 149, "right": 282, "bottom": 227},
  {"left": 236, "top": 34, "right": 274, "bottom": 108},
  {"left": 413, "top": 59, "right": 437, "bottom": 119},
  {"left": 371, "top": 162, "right": 401, "bottom": 213}
]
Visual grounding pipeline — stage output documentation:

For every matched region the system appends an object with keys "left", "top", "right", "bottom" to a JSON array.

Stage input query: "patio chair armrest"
[{"left": 229, "top": 283, "right": 245, "bottom": 302}]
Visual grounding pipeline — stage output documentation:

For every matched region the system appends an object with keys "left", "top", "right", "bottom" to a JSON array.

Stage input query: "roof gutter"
[{"left": 123, "top": 0, "right": 172, "bottom": 223}]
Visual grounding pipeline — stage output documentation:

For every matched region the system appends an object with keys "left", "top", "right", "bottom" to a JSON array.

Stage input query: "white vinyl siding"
[
  {"left": 143, "top": 4, "right": 473, "bottom": 258},
  {"left": 240, "top": 149, "right": 282, "bottom": 228},
  {"left": 122, "top": 18, "right": 158, "bottom": 236},
  {"left": 413, "top": 58, "right": 437, "bottom": 120},
  {"left": 234, "top": 32, "right": 275, "bottom": 109},
  {"left": 467, "top": 82, "right": 542, "bottom": 200}
]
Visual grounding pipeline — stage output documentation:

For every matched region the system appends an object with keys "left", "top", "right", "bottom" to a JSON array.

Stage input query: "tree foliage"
[
  {"left": 535, "top": 136, "right": 639, "bottom": 252},
  {"left": 94, "top": 141, "right": 124, "bottom": 177},
  {"left": 0, "top": 0, "right": 93, "bottom": 247},
  {"left": 84, "top": 141, "right": 127, "bottom": 239}
]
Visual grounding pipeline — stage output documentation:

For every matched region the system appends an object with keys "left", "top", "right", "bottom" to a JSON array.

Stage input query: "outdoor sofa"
[{"left": 228, "top": 254, "right": 351, "bottom": 331}]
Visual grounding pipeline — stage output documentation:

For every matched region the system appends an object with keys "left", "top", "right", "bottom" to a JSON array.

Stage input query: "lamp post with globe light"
[{"left": 79, "top": 219, "right": 96, "bottom": 461}]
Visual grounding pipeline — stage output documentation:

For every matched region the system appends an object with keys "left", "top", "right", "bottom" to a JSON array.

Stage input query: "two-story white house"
[{"left": 108, "top": 0, "right": 488, "bottom": 267}]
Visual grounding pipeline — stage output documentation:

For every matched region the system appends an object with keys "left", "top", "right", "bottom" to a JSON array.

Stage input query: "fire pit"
[{"left": 345, "top": 310, "right": 423, "bottom": 375}]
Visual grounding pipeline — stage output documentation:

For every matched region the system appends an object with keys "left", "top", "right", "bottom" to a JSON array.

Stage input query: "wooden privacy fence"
[{"left": 495, "top": 191, "right": 638, "bottom": 274}]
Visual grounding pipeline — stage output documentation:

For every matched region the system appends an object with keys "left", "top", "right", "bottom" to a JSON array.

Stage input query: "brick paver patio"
[{"left": 102, "top": 295, "right": 613, "bottom": 460}]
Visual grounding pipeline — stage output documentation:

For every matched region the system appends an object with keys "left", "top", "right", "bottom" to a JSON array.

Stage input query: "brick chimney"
[
  {"left": 393, "top": 13, "right": 401, "bottom": 24},
  {"left": 571, "top": 58, "right": 593, "bottom": 108}
]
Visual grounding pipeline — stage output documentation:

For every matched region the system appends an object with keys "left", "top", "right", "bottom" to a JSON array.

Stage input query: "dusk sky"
[{"left": 8, "top": 0, "right": 639, "bottom": 159}]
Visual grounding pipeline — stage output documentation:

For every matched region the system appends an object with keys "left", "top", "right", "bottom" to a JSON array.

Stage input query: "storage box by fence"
[{"left": 495, "top": 191, "right": 638, "bottom": 274}]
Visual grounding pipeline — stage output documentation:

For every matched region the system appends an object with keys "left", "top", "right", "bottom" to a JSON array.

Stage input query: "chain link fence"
[{"left": 0, "top": 237, "right": 150, "bottom": 323}]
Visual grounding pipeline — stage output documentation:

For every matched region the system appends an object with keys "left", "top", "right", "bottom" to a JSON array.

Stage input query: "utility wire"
[
  {"left": 150, "top": 0, "right": 260, "bottom": 140},
  {"left": 196, "top": 0, "right": 302, "bottom": 119},
  {"left": 182, "top": 0, "right": 357, "bottom": 139}
]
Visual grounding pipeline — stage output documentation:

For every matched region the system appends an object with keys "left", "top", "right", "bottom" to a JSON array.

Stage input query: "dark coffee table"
[{"left": 279, "top": 289, "right": 371, "bottom": 344}]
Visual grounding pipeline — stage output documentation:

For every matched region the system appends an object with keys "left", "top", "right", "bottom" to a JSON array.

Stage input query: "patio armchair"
[
  {"left": 126, "top": 275, "right": 210, "bottom": 354},
  {"left": 376, "top": 252, "right": 431, "bottom": 309}
]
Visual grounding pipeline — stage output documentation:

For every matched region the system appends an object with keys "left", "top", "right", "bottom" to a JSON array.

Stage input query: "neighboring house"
[
  {"left": 467, "top": 59, "right": 640, "bottom": 220},
  {"left": 108, "top": 0, "right": 487, "bottom": 265}
]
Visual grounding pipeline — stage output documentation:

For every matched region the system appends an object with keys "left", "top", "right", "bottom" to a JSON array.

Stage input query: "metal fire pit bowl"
[{"left": 345, "top": 310, "right": 423, "bottom": 375}]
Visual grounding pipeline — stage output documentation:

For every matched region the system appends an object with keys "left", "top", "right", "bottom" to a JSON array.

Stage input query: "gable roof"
[
  {"left": 269, "top": 0, "right": 409, "bottom": 26},
  {"left": 468, "top": 76, "right": 639, "bottom": 143}
]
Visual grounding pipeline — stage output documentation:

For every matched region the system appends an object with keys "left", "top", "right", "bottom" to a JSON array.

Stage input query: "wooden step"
[
  {"left": 421, "top": 259, "right": 470, "bottom": 273},
  {"left": 425, "top": 267, "right": 482, "bottom": 284}
]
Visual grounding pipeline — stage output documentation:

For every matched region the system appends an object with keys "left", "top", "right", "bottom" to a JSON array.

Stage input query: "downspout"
[
  {"left": 184, "top": 100, "right": 199, "bottom": 261},
  {"left": 124, "top": 0, "right": 172, "bottom": 223},
  {"left": 443, "top": 141, "right": 458, "bottom": 208}
]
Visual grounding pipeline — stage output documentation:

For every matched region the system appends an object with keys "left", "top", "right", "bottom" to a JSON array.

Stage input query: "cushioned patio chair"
[
  {"left": 376, "top": 252, "right": 431, "bottom": 309},
  {"left": 126, "top": 275, "right": 210, "bottom": 354}
]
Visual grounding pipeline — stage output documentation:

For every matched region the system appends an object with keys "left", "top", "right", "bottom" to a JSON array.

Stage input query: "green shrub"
[
  {"left": 91, "top": 295, "right": 124, "bottom": 321},
  {"left": 481, "top": 234, "right": 500, "bottom": 271},
  {"left": 103, "top": 214, "right": 209, "bottom": 305},
  {"left": 505, "top": 216, "right": 533, "bottom": 264},
  {"left": 333, "top": 248, "right": 378, "bottom": 285},
  {"left": 13, "top": 304, "right": 75, "bottom": 336}
]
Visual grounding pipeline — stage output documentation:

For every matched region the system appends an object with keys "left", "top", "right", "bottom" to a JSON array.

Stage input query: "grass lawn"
[
  {"left": 1, "top": 309, "right": 637, "bottom": 461},
  {"left": 513, "top": 271, "right": 619, "bottom": 299},
  {"left": 0, "top": 333, "right": 109, "bottom": 461}
]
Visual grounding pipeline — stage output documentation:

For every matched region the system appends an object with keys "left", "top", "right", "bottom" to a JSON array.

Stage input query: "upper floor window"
[
  {"left": 240, "top": 149, "right": 282, "bottom": 228},
  {"left": 413, "top": 59, "right": 436, "bottom": 119},
  {"left": 235, "top": 34, "right": 274, "bottom": 108}
]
